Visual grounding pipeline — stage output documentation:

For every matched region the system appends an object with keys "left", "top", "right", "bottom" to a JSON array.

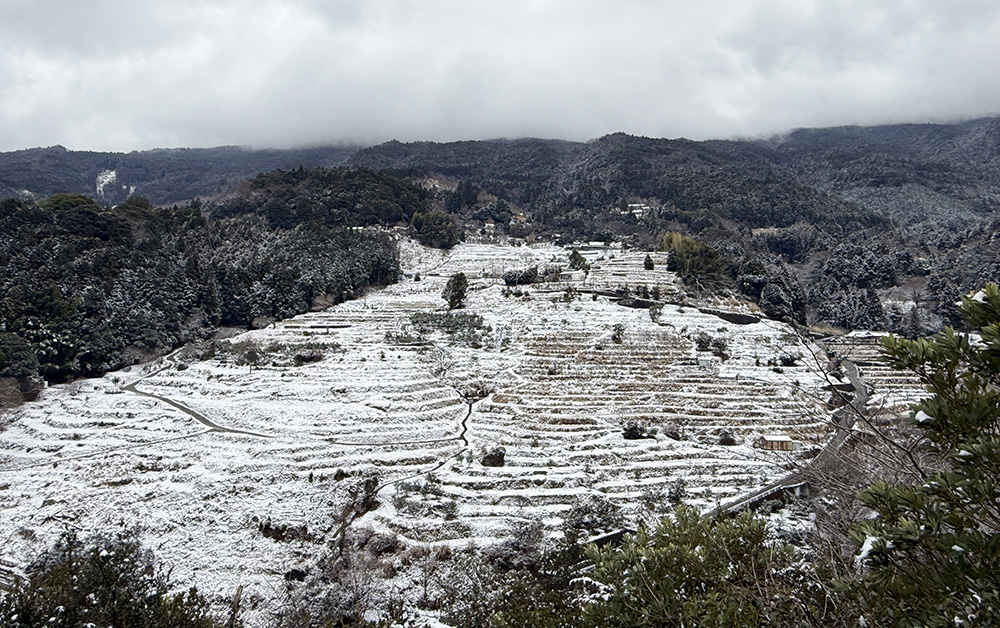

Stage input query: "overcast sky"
[{"left": 1, "top": 0, "right": 998, "bottom": 152}]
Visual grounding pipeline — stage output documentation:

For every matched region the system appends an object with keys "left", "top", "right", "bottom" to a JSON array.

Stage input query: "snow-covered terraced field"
[
  {"left": 821, "top": 333, "right": 927, "bottom": 416},
  {"left": 583, "top": 251, "right": 680, "bottom": 294},
  {"left": 0, "top": 241, "right": 838, "bottom": 625}
]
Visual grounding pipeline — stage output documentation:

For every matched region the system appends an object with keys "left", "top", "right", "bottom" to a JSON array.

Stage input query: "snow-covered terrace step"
[
  {"left": 512, "top": 365, "right": 690, "bottom": 378},
  {"left": 521, "top": 345, "right": 690, "bottom": 357},
  {"left": 297, "top": 310, "right": 409, "bottom": 321},
  {"left": 517, "top": 348, "right": 692, "bottom": 360},
  {"left": 482, "top": 391, "right": 809, "bottom": 410},
  {"left": 473, "top": 424, "right": 600, "bottom": 445},
  {"left": 368, "top": 396, "right": 465, "bottom": 414},
  {"left": 476, "top": 401, "right": 821, "bottom": 421},
  {"left": 376, "top": 519, "right": 483, "bottom": 544},
  {"left": 474, "top": 414, "right": 819, "bottom": 436},
  {"left": 523, "top": 347, "right": 691, "bottom": 360},
  {"left": 467, "top": 429, "right": 605, "bottom": 446},
  {"left": 488, "top": 381, "right": 809, "bottom": 399},
  {"left": 821, "top": 338, "right": 889, "bottom": 362},
  {"left": 482, "top": 407, "right": 818, "bottom": 424},
  {"left": 487, "top": 394, "right": 814, "bottom": 410},
  {"left": 592, "top": 472, "right": 773, "bottom": 494},
  {"left": 856, "top": 365, "right": 922, "bottom": 379},
  {"left": 437, "top": 478, "right": 592, "bottom": 497},
  {"left": 527, "top": 332, "right": 690, "bottom": 344},
  {"left": 439, "top": 469, "right": 773, "bottom": 503},
  {"left": 382, "top": 388, "right": 464, "bottom": 404}
]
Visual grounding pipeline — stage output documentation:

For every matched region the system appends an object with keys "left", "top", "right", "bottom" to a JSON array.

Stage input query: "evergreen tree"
[
  {"left": 661, "top": 232, "right": 730, "bottom": 291},
  {"left": 584, "top": 505, "right": 821, "bottom": 627},
  {"left": 848, "top": 284, "right": 1000, "bottom": 627},
  {"left": 443, "top": 272, "right": 468, "bottom": 309},
  {"left": 411, "top": 210, "right": 460, "bottom": 249}
]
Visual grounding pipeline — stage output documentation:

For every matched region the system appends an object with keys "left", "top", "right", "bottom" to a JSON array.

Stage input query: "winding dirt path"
[
  {"left": 122, "top": 363, "right": 272, "bottom": 439},
  {"left": 117, "top": 343, "right": 478, "bottom": 548},
  {"left": 329, "top": 401, "right": 475, "bottom": 549},
  {"left": 372, "top": 400, "right": 474, "bottom": 493}
]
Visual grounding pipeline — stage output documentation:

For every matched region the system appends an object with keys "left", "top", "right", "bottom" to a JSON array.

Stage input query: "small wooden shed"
[{"left": 761, "top": 434, "right": 795, "bottom": 451}]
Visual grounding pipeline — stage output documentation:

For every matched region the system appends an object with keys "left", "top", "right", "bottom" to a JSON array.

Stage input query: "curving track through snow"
[{"left": 122, "top": 365, "right": 272, "bottom": 439}]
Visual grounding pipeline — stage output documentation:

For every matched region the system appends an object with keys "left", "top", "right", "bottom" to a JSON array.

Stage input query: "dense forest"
[{"left": 0, "top": 167, "right": 430, "bottom": 402}]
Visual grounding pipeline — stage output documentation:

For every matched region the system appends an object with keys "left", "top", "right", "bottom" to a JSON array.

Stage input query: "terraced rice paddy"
[{"left": 0, "top": 241, "right": 843, "bottom": 625}]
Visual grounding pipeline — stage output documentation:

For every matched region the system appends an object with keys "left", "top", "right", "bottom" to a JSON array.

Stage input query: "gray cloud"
[{"left": 1, "top": 0, "right": 998, "bottom": 152}]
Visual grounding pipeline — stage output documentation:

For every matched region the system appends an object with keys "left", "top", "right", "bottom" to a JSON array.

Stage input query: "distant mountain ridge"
[
  {"left": 2, "top": 118, "right": 996, "bottom": 233},
  {"left": 343, "top": 117, "right": 999, "bottom": 333},
  {"left": 756, "top": 117, "right": 1000, "bottom": 229},
  {"left": 0, "top": 144, "right": 358, "bottom": 206},
  {"left": 1, "top": 117, "right": 998, "bottom": 344},
  {"left": 348, "top": 116, "right": 1000, "bottom": 233}
]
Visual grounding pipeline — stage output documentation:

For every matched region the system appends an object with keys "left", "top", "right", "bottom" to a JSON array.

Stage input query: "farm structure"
[{"left": 759, "top": 434, "right": 796, "bottom": 451}]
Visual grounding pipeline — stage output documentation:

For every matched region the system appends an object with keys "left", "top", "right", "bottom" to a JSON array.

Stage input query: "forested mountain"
[
  {"left": 760, "top": 117, "right": 1000, "bottom": 230},
  {"left": 1, "top": 117, "right": 997, "bottom": 336},
  {"left": 346, "top": 117, "right": 1000, "bottom": 235},
  {"left": 347, "top": 118, "right": 1000, "bottom": 331},
  {"left": 0, "top": 144, "right": 357, "bottom": 206},
  {"left": 210, "top": 166, "right": 429, "bottom": 228}
]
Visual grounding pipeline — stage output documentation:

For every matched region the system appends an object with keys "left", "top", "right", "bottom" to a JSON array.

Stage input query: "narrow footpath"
[{"left": 122, "top": 363, "right": 272, "bottom": 439}]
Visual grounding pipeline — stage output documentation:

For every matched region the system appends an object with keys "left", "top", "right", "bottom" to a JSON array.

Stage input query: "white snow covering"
[
  {"left": 95, "top": 169, "right": 117, "bottom": 196},
  {"left": 856, "top": 535, "right": 877, "bottom": 564},
  {"left": 0, "top": 242, "right": 847, "bottom": 626}
]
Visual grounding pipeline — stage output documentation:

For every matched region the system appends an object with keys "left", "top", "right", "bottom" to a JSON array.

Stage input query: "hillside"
[
  {"left": 0, "top": 241, "right": 863, "bottom": 626},
  {"left": 764, "top": 117, "right": 1000, "bottom": 230},
  {"left": 2, "top": 117, "right": 995, "bottom": 230},
  {"left": 0, "top": 144, "right": 357, "bottom": 206},
  {"left": 349, "top": 118, "right": 1000, "bottom": 235},
  {"left": 1, "top": 117, "right": 997, "bottom": 332},
  {"left": 0, "top": 171, "right": 424, "bottom": 396},
  {"left": 346, "top": 119, "right": 1000, "bottom": 332}
]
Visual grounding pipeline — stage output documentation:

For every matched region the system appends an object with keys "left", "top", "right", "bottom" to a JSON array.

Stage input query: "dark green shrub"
[{"left": 0, "top": 530, "right": 222, "bottom": 628}]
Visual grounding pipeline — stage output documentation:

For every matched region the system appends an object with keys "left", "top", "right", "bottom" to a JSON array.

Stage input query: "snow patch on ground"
[{"left": 95, "top": 169, "right": 117, "bottom": 196}]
